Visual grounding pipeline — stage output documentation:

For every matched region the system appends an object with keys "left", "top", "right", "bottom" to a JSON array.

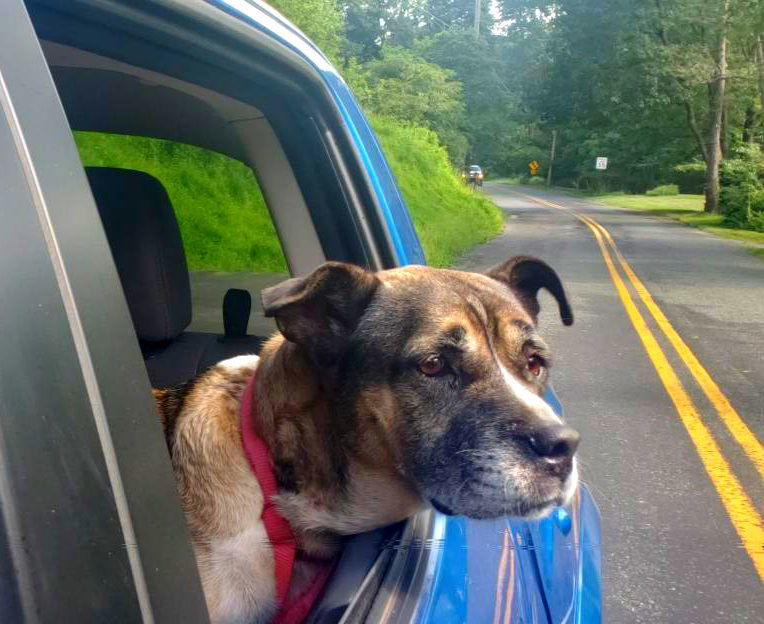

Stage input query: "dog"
[{"left": 154, "top": 256, "right": 579, "bottom": 624}]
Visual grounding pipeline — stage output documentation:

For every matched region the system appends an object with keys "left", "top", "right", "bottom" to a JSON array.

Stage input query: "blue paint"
[
  {"left": 204, "top": 4, "right": 601, "bottom": 620},
  {"left": 554, "top": 507, "right": 573, "bottom": 536}
]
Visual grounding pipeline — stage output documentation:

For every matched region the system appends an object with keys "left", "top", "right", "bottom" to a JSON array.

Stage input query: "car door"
[{"left": 0, "top": 1, "right": 209, "bottom": 621}]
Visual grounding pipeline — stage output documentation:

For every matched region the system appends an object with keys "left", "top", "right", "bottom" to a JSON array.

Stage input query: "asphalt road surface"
[{"left": 460, "top": 183, "right": 764, "bottom": 623}]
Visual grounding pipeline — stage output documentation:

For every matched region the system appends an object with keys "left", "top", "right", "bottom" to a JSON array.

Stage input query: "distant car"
[
  {"left": 462, "top": 164, "right": 484, "bottom": 187},
  {"left": 0, "top": 1, "right": 600, "bottom": 622}
]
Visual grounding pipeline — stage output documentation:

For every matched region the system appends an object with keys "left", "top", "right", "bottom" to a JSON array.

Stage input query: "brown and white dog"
[{"left": 154, "top": 256, "right": 579, "bottom": 624}]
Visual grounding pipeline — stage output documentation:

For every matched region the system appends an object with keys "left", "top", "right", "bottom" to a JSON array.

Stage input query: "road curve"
[{"left": 461, "top": 183, "right": 764, "bottom": 623}]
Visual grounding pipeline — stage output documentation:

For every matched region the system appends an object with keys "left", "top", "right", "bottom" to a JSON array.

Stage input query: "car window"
[{"left": 75, "top": 132, "right": 286, "bottom": 339}]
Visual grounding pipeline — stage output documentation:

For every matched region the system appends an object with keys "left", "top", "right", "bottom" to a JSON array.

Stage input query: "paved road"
[{"left": 461, "top": 184, "right": 764, "bottom": 623}]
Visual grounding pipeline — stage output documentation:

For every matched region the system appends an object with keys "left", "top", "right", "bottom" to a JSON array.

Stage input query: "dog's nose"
[{"left": 527, "top": 425, "right": 580, "bottom": 463}]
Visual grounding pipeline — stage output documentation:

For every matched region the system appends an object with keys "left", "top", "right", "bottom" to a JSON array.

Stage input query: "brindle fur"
[{"left": 156, "top": 258, "right": 578, "bottom": 624}]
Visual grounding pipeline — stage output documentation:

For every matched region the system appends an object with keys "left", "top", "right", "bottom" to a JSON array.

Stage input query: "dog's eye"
[
  {"left": 527, "top": 354, "right": 544, "bottom": 376},
  {"left": 419, "top": 355, "right": 445, "bottom": 376}
]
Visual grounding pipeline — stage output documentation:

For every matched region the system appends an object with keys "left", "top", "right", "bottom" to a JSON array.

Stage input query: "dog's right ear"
[{"left": 261, "top": 262, "right": 379, "bottom": 365}]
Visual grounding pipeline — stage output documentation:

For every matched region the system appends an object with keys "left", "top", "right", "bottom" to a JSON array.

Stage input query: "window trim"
[{"left": 1, "top": 1, "right": 210, "bottom": 620}]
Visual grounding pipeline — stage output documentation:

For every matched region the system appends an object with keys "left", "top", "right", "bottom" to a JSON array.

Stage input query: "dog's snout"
[{"left": 527, "top": 425, "right": 580, "bottom": 463}]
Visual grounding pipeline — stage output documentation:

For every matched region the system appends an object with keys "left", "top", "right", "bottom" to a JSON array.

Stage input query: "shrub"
[
  {"left": 671, "top": 162, "right": 706, "bottom": 194},
  {"left": 719, "top": 145, "right": 764, "bottom": 232},
  {"left": 646, "top": 184, "right": 679, "bottom": 196},
  {"left": 504, "top": 146, "right": 547, "bottom": 178},
  {"left": 527, "top": 176, "right": 547, "bottom": 186},
  {"left": 575, "top": 173, "right": 620, "bottom": 193},
  {"left": 721, "top": 186, "right": 764, "bottom": 231}
]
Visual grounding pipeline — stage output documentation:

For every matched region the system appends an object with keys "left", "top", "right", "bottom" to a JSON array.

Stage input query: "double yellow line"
[{"left": 516, "top": 192, "right": 764, "bottom": 582}]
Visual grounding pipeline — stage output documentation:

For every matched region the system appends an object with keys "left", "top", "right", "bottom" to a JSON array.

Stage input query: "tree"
[
  {"left": 416, "top": 28, "right": 544, "bottom": 170},
  {"left": 705, "top": 0, "right": 731, "bottom": 213},
  {"left": 342, "top": 1, "right": 427, "bottom": 59},
  {"left": 354, "top": 46, "right": 468, "bottom": 163},
  {"left": 267, "top": 0, "right": 344, "bottom": 63}
]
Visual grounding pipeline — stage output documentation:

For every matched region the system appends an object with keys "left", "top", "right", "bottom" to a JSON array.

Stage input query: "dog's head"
[{"left": 262, "top": 258, "right": 578, "bottom": 519}]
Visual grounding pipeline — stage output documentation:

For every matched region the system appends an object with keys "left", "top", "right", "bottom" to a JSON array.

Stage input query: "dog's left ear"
[
  {"left": 486, "top": 255, "right": 573, "bottom": 326},
  {"left": 261, "top": 262, "right": 380, "bottom": 365}
]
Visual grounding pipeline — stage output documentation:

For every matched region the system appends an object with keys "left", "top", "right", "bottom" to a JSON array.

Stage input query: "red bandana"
[{"left": 239, "top": 371, "right": 335, "bottom": 624}]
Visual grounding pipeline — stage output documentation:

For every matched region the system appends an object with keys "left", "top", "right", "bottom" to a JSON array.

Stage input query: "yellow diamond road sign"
[{"left": 529, "top": 160, "right": 540, "bottom": 175}]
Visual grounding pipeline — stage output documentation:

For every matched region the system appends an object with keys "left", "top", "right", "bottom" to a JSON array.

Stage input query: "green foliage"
[
  {"left": 491, "top": 175, "right": 524, "bottom": 185},
  {"left": 646, "top": 184, "right": 680, "bottom": 196},
  {"left": 492, "top": 0, "right": 763, "bottom": 204},
  {"left": 591, "top": 192, "right": 764, "bottom": 244},
  {"left": 504, "top": 143, "right": 548, "bottom": 179},
  {"left": 75, "top": 118, "right": 503, "bottom": 272},
  {"left": 671, "top": 162, "right": 706, "bottom": 194},
  {"left": 266, "top": 0, "right": 344, "bottom": 63},
  {"left": 527, "top": 175, "right": 547, "bottom": 186},
  {"left": 370, "top": 115, "right": 504, "bottom": 266},
  {"left": 342, "top": 1, "right": 490, "bottom": 58},
  {"left": 415, "top": 30, "right": 532, "bottom": 172},
  {"left": 354, "top": 46, "right": 467, "bottom": 164},
  {"left": 575, "top": 173, "right": 622, "bottom": 194},
  {"left": 74, "top": 132, "right": 288, "bottom": 272},
  {"left": 721, "top": 145, "right": 764, "bottom": 188},
  {"left": 594, "top": 193, "right": 704, "bottom": 214},
  {"left": 719, "top": 145, "right": 764, "bottom": 231},
  {"left": 271, "top": 0, "right": 764, "bottom": 227},
  {"left": 721, "top": 187, "right": 764, "bottom": 231}
]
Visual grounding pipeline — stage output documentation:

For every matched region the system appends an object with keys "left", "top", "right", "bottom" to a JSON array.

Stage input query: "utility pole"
[
  {"left": 547, "top": 129, "right": 557, "bottom": 187},
  {"left": 474, "top": 0, "right": 481, "bottom": 37}
]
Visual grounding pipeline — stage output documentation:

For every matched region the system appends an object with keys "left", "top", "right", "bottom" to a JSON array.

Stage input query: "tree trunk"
[
  {"left": 756, "top": 34, "right": 764, "bottom": 114},
  {"left": 720, "top": 102, "right": 728, "bottom": 158},
  {"left": 704, "top": 1, "right": 729, "bottom": 214},
  {"left": 547, "top": 129, "right": 557, "bottom": 187},
  {"left": 743, "top": 104, "right": 757, "bottom": 144},
  {"left": 685, "top": 100, "right": 708, "bottom": 161}
]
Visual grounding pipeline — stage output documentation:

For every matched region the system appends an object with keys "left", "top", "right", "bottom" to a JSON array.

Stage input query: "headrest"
[{"left": 87, "top": 167, "right": 191, "bottom": 343}]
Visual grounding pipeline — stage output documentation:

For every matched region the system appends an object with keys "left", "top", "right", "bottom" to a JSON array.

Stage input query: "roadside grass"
[
  {"left": 590, "top": 193, "right": 764, "bottom": 249},
  {"left": 76, "top": 122, "right": 503, "bottom": 272},
  {"left": 371, "top": 116, "right": 504, "bottom": 266},
  {"left": 592, "top": 192, "right": 704, "bottom": 214}
]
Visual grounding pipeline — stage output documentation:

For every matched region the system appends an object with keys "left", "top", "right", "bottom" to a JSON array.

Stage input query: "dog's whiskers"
[{"left": 455, "top": 448, "right": 492, "bottom": 458}]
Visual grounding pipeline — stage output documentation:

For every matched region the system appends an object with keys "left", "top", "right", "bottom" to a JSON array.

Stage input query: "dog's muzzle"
[{"left": 525, "top": 423, "right": 580, "bottom": 472}]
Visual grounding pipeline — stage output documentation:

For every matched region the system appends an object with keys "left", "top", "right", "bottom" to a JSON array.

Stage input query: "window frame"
[
  {"left": 0, "top": 1, "right": 210, "bottom": 620},
  {"left": 29, "top": 0, "right": 400, "bottom": 272}
]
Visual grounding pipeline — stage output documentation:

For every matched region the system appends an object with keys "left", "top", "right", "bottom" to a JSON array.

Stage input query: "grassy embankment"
[
  {"left": 75, "top": 123, "right": 502, "bottom": 271},
  {"left": 369, "top": 116, "right": 503, "bottom": 266},
  {"left": 591, "top": 193, "right": 764, "bottom": 257},
  {"left": 75, "top": 131, "right": 287, "bottom": 272}
]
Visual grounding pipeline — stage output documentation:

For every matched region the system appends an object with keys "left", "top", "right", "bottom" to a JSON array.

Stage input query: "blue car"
[{"left": 0, "top": 1, "right": 600, "bottom": 622}]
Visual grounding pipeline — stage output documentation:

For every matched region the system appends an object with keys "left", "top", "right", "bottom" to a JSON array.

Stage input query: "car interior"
[
  {"left": 28, "top": 8, "right": 404, "bottom": 622},
  {"left": 42, "top": 39, "right": 319, "bottom": 386},
  {"left": 86, "top": 165, "right": 269, "bottom": 387}
]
